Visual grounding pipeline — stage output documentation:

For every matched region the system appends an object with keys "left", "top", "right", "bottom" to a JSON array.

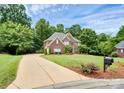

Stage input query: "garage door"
[{"left": 54, "top": 48, "right": 61, "bottom": 53}]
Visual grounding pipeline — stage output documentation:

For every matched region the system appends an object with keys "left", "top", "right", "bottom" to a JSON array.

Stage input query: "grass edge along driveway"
[
  {"left": 42, "top": 54, "right": 124, "bottom": 71},
  {"left": 0, "top": 54, "right": 22, "bottom": 89}
]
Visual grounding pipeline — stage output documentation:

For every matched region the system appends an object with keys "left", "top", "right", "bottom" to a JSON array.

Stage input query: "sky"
[{"left": 25, "top": 4, "right": 124, "bottom": 35}]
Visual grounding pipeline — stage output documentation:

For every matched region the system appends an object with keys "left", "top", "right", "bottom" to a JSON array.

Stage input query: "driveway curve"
[{"left": 7, "top": 54, "right": 89, "bottom": 89}]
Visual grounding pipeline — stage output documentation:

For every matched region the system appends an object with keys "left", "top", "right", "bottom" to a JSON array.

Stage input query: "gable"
[
  {"left": 65, "top": 33, "right": 79, "bottom": 43},
  {"left": 47, "top": 38, "right": 64, "bottom": 47},
  {"left": 63, "top": 36, "right": 70, "bottom": 42}
]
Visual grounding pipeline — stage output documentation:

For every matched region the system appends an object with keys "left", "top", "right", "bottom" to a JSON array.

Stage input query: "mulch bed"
[{"left": 69, "top": 62, "right": 124, "bottom": 79}]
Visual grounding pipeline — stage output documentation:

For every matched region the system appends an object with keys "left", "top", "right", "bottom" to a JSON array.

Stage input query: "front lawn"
[
  {"left": 0, "top": 54, "right": 22, "bottom": 88},
  {"left": 42, "top": 54, "right": 124, "bottom": 69},
  {"left": 42, "top": 54, "right": 124, "bottom": 78}
]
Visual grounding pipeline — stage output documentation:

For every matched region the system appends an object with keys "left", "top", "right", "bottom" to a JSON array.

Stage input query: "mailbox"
[
  {"left": 104, "top": 57, "right": 114, "bottom": 65},
  {"left": 103, "top": 57, "right": 114, "bottom": 72}
]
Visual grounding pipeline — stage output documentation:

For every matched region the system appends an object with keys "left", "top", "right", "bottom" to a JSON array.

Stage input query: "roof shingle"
[
  {"left": 115, "top": 41, "right": 124, "bottom": 48},
  {"left": 46, "top": 32, "right": 65, "bottom": 41}
]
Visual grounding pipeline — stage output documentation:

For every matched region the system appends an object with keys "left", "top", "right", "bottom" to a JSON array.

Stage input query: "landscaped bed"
[
  {"left": 0, "top": 54, "right": 22, "bottom": 88},
  {"left": 42, "top": 54, "right": 124, "bottom": 79}
]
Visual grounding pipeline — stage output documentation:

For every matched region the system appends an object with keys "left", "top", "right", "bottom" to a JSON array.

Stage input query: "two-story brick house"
[{"left": 43, "top": 32, "right": 80, "bottom": 54}]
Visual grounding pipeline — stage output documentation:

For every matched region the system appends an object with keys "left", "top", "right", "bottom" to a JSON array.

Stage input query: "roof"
[
  {"left": 115, "top": 41, "right": 124, "bottom": 48},
  {"left": 44, "top": 32, "right": 79, "bottom": 42},
  {"left": 46, "top": 32, "right": 65, "bottom": 41}
]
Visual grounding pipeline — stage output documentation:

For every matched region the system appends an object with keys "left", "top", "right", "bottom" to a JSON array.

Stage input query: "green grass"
[
  {"left": 0, "top": 54, "right": 22, "bottom": 88},
  {"left": 42, "top": 54, "right": 124, "bottom": 70}
]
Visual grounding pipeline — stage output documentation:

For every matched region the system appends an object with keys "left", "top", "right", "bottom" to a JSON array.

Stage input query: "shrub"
[
  {"left": 111, "top": 51, "right": 117, "bottom": 57},
  {"left": 78, "top": 44, "right": 89, "bottom": 54},
  {"left": 81, "top": 63, "right": 99, "bottom": 74},
  {"left": 89, "top": 49, "right": 97, "bottom": 55},
  {"left": 36, "top": 49, "right": 44, "bottom": 53},
  {"left": 44, "top": 49, "right": 47, "bottom": 55},
  {"left": 64, "top": 45, "right": 72, "bottom": 54}
]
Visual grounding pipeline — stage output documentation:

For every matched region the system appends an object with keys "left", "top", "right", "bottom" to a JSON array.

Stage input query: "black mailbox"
[
  {"left": 104, "top": 57, "right": 114, "bottom": 65},
  {"left": 103, "top": 57, "right": 114, "bottom": 72}
]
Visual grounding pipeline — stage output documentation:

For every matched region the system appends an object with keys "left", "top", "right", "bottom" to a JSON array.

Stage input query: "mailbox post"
[{"left": 103, "top": 56, "right": 114, "bottom": 72}]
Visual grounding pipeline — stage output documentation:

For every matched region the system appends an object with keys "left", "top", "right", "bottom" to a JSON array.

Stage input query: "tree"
[
  {"left": 116, "top": 26, "right": 124, "bottom": 41},
  {"left": 0, "top": 21, "right": 34, "bottom": 54},
  {"left": 79, "top": 28, "right": 97, "bottom": 47},
  {"left": 78, "top": 44, "right": 89, "bottom": 54},
  {"left": 56, "top": 24, "right": 64, "bottom": 32},
  {"left": 49, "top": 26, "right": 57, "bottom": 33},
  {"left": 0, "top": 4, "right": 31, "bottom": 27},
  {"left": 65, "top": 24, "right": 81, "bottom": 38},
  {"left": 98, "top": 38, "right": 117, "bottom": 55},
  {"left": 97, "top": 33, "right": 110, "bottom": 42},
  {"left": 34, "top": 18, "right": 53, "bottom": 50}
]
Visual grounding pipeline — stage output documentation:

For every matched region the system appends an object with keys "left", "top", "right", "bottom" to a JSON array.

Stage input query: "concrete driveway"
[{"left": 7, "top": 54, "right": 89, "bottom": 89}]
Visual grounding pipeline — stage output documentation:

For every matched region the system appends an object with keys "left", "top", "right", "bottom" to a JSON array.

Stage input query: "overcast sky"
[{"left": 25, "top": 4, "right": 124, "bottom": 35}]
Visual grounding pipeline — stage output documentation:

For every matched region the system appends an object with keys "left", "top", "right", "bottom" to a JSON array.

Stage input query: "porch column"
[{"left": 72, "top": 45, "right": 75, "bottom": 54}]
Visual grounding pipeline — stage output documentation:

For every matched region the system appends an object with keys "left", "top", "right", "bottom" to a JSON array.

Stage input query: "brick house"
[
  {"left": 43, "top": 32, "right": 80, "bottom": 54},
  {"left": 115, "top": 41, "right": 124, "bottom": 57}
]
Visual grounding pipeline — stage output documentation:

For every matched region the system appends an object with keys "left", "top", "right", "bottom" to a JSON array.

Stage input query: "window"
[
  {"left": 56, "top": 40, "right": 59, "bottom": 44},
  {"left": 120, "top": 49, "right": 124, "bottom": 53},
  {"left": 54, "top": 48, "right": 61, "bottom": 53},
  {"left": 64, "top": 41, "right": 69, "bottom": 45}
]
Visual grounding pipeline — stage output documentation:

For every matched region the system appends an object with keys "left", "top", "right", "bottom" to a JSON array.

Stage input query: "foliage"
[
  {"left": 35, "top": 49, "right": 44, "bottom": 53},
  {"left": 49, "top": 26, "right": 57, "bottom": 33},
  {"left": 79, "top": 28, "right": 97, "bottom": 47},
  {"left": 64, "top": 45, "right": 72, "bottom": 54},
  {"left": 97, "top": 33, "right": 110, "bottom": 42},
  {"left": 81, "top": 63, "right": 99, "bottom": 74},
  {"left": 65, "top": 24, "right": 81, "bottom": 38},
  {"left": 116, "top": 26, "right": 124, "bottom": 41},
  {"left": 0, "top": 4, "right": 31, "bottom": 27},
  {"left": 44, "top": 49, "right": 47, "bottom": 55},
  {"left": 0, "top": 21, "right": 34, "bottom": 55},
  {"left": 56, "top": 24, "right": 64, "bottom": 32},
  {"left": 78, "top": 44, "right": 89, "bottom": 54},
  {"left": 90, "top": 46, "right": 100, "bottom": 55},
  {"left": 98, "top": 38, "right": 117, "bottom": 55},
  {"left": 111, "top": 51, "right": 117, "bottom": 57},
  {"left": 89, "top": 49, "right": 98, "bottom": 55},
  {"left": 34, "top": 18, "right": 53, "bottom": 50}
]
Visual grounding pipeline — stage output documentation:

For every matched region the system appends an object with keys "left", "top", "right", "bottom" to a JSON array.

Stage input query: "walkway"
[{"left": 7, "top": 54, "right": 89, "bottom": 89}]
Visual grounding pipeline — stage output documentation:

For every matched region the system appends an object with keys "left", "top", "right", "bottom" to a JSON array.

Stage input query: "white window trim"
[
  {"left": 56, "top": 40, "right": 59, "bottom": 44},
  {"left": 120, "top": 49, "right": 124, "bottom": 53},
  {"left": 54, "top": 48, "right": 61, "bottom": 53}
]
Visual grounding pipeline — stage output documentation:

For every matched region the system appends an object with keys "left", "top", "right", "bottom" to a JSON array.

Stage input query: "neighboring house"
[
  {"left": 44, "top": 32, "right": 80, "bottom": 54},
  {"left": 115, "top": 41, "right": 124, "bottom": 57}
]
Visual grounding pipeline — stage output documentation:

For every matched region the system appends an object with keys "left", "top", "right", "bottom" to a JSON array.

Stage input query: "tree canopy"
[
  {"left": 0, "top": 4, "right": 31, "bottom": 27},
  {"left": 79, "top": 28, "right": 97, "bottom": 47},
  {"left": 34, "top": 18, "right": 53, "bottom": 50},
  {"left": 116, "top": 26, "right": 124, "bottom": 41},
  {"left": 56, "top": 24, "right": 64, "bottom": 32},
  {"left": 0, "top": 21, "right": 34, "bottom": 54},
  {"left": 65, "top": 24, "right": 81, "bottom": 38},
  {"left": 97, "top": 33, "right": 110, "bottom": 42}
]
